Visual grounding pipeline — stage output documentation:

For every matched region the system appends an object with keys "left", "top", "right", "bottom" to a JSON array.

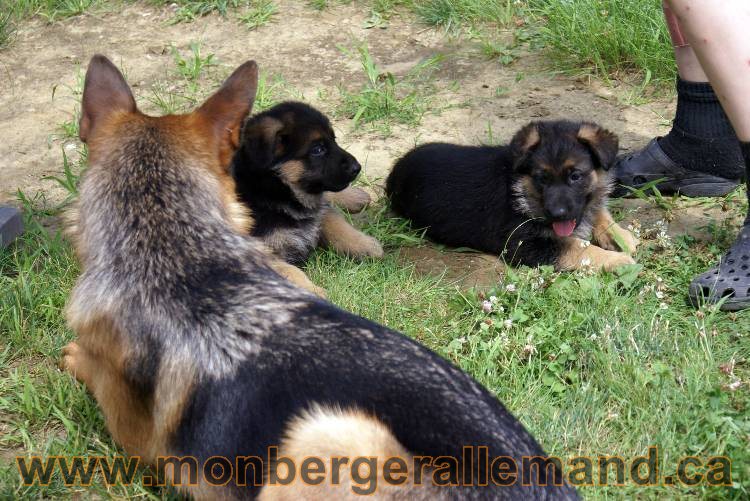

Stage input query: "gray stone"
[{"left": 0, "top": 207, "right": 23, "bottom": 248}]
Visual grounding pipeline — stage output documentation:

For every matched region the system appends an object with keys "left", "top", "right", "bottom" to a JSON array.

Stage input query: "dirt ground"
[{"left": 1, "top": 1, "right": 739, "bottom": 280}]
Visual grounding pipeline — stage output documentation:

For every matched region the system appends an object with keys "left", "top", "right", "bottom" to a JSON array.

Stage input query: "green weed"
[
  {"left": 148, "top": 0, "right": 246, "bottom": 24},
  {"left": 0, "top": 0, "right": 101, "bottom": 46},
  {"left": 479, "top": 35, "right": 519, "bottom": 65},
  {"left": 238, "top": 0, "right": 276, "bottom": 29},
  {"left": 172, "top": 41, "right": 216, "bottom": 82},
  {"left": 0, "top": 10, "right": 14, "bottom": 48},
  {"left": 308, "top": 0, "right": 328, "bottom": 11},
  {"left": 338, "top": 43, "right": 442, "bottom": 134},
  {"left": 51, "top": 68, "right": 85, "bottom": 141},
  {"left": 414, "top": 0, "right": 518, "bottom": 31}
]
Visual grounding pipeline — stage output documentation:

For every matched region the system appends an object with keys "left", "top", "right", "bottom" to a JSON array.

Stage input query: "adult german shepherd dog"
[
  {"left": 386, "top": 122, "right": 639, "bottom": 271},
  {"left": 63, "top": 55, "right": 578, "bottom": 499},
  {"left": 232, "top": 102, "right": 383, "bottom": 266}
]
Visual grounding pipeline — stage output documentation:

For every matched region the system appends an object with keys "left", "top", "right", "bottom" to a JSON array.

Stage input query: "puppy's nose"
[
  {"left": 346, "top": 160, "right": 361, "bottom": 177},
  {"left": 547, "top": 206, "right": 569, "bottom": 220}
]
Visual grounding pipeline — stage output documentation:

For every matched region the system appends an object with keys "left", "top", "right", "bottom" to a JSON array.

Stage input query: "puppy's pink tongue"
[{"left": 552, "top": 220, "right": 576, "bottom": 237}]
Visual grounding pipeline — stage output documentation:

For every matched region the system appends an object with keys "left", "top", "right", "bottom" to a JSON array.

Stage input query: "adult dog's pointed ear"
[
  {"left": 510, "top": 122, "right": 541, "bottom": 172},
  {"left": 196, "top": 60, "right": 259, "bottom": 166},
  {"left": 79, "top": 55, "right": 137, "bottom": 143},
  {"left": 577, "top": 123, "right": 619, "bottom": 169}
]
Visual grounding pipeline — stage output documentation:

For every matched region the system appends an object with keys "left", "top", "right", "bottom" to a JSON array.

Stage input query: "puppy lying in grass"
[
  {"left": 232, "top": 102, "right": 383, "bottom": 266},
  {"left": 386, "top": 121, "right": 639, "bottom": 271}
]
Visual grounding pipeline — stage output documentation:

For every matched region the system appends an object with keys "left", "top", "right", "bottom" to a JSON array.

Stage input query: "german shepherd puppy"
[
  {"left": 63, "top": 56, "right": 578, "bottom": 499},
  {"left": 232, "top": 102, "right": 383, "bottom": 266},
  {"left": 386, "top": 121, "right": 639, "bottom": 271}
]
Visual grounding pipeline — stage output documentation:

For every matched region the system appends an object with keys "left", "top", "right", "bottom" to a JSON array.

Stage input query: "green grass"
[
  {"left": 0, "top": 0, "right": 101, "bottom": 47},
  {"left": 3, "top": 184, "right": 748, "bottom": 498},
  {"left": 338, "top": 43, "right": 442, "bottom": 134},
  {"left": 147, "top": 0, "right": 245, "bottom": 23},
  {"left": 149, "top": 0, "right": 276, "bottom": 27},
  {"left": 529, "top": 0, "right": 675, "bottom": 86},
  {"left": 0, "top": 0, "right": 100, "bottom": 22},
  {"left": 0, "top": 10, "right": 14, "bottom": 48},
  {"left": 238, "top": 0, "right": 276, "bottom": 29},
  {"left": 414, "top": 0, "right": 518, "bottom": 30},
  {"left": 144, "top": 42, "right": 218, "bottom": 114}
]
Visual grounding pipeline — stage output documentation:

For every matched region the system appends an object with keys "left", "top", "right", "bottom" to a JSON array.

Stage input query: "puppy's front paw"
[
  {"left": 597, "top": 223, "right": 639, "bottom": 255},
  {"left": 325, "top": 187, "right": 371, "bottom": 214},
  {"left": 559, "top": 240, "right": 636, "bottom": 272},
  {"left": 614, "top": 225, "right": 639, "bottom": 255},
  {"left": 597, "top": 249, "right": 636, "bottom": 271},
  {"left": 352, "top": 234, "right": 384, "bottom": 259}
]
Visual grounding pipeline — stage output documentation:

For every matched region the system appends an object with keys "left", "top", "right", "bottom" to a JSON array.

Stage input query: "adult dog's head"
[
  {"left": 235, "top": 101, "right": 361, "bottom": 196},
  {"left": 510, "top": 120, "right": 618, "bottom": 238}
]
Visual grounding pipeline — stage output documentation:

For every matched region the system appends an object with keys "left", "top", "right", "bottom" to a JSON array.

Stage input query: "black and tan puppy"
[
  {"left": 232, "top": 102, "right": 383, "bottom": 266},
  {"left": 386, "top": 121, "right": 639, "bottom": 271},
  {"left": 63, "top": 56, "right": 577, "bottom": 499}
]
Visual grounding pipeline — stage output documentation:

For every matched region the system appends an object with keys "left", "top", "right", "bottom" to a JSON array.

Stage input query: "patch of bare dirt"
[
  {"left": 7, "top": 1, "right": 729, "bottom": 284},
  {"left": 397, "top": 246, "right": 505, "bottom": 289},
  {"left": 1, "top": 1, "right": 673, "bottom": 205}
]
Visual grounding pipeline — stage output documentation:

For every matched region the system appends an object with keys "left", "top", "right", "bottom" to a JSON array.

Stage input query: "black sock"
[
  {"left": 658, "top": 78, "right": 744, "bottom": 180},
  {"left": 741, "top": 141, "right": 750, "bottom": 171},
  {"left": 741, "top": 142, "right": 750, "bottom": 224}
]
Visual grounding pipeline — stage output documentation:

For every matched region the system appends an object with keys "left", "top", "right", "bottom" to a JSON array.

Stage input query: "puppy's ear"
[
  {"left": 196, "top": 60, "right": 258, "bottom": 158},
  {"left": 577, "top": 123, "right": 619, "bottom": 170},
  {"left": 239, "top": 116, "right": 286, "bottom": 168},
  {"left": 80, "top": 55, "right": 137, "bottom": 143},
  {"left": 510, "top": 122, "right": 541, "bottom": 172}
]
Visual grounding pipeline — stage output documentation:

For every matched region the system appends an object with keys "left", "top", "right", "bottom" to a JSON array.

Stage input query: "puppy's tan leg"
[
  {"left": 319, "top": 208, "right": 383, "bottom": 260},
  {"left": 591, "top": 208, "right": 639, "bottom": 255},
  {"left": 558, "top": 237, "right": 636, "bottom": 272},
  {"left": 62, "top": 340, "right": 156, "bottom": 458},
  {"left": 270, "top": 260, "right": 327, "bottom": 298},
  {"left": 324, "top": 187, "right": 371, "bottom": 214}
]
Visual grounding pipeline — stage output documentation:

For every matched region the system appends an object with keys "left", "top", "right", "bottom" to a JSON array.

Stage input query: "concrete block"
[{"left": 0, "top": 206, "right": 23, "bottom": 248}]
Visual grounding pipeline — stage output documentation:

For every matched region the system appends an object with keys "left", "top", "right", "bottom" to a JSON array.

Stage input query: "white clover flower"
[
  {"left": 523, "top": 344, "right": 537, "bottom": 356},
  {"left": 659, "top": 302, "right": 669, "bottom": 310},
  {"left": 505, "top": 283, "right": 516, "bottom": 293},
  {"left": 489, "top": 295, "right": 499, "bottom": 304},
  {"left": 727, "top": 380, "right": 742, "bottom": 391},
  {"left": 589, "top": 333, "right": 598, "bottom": 341},
  {"left": 503, "top": 319, "right": 513, "bottom": 329},
  {"left": 482, "top": 300, "right": 493, "bottom": 313},
  {"left": 655, "top": 291, "right": 665, "bottom": 300}
]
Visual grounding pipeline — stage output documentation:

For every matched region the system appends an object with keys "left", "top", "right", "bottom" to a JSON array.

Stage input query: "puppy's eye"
[
  {"left": 569, "top": 171, "right": 583, "bottom": 183},
  {"left": 310, "top": 144, "right": 327, "bottom": 157}
]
